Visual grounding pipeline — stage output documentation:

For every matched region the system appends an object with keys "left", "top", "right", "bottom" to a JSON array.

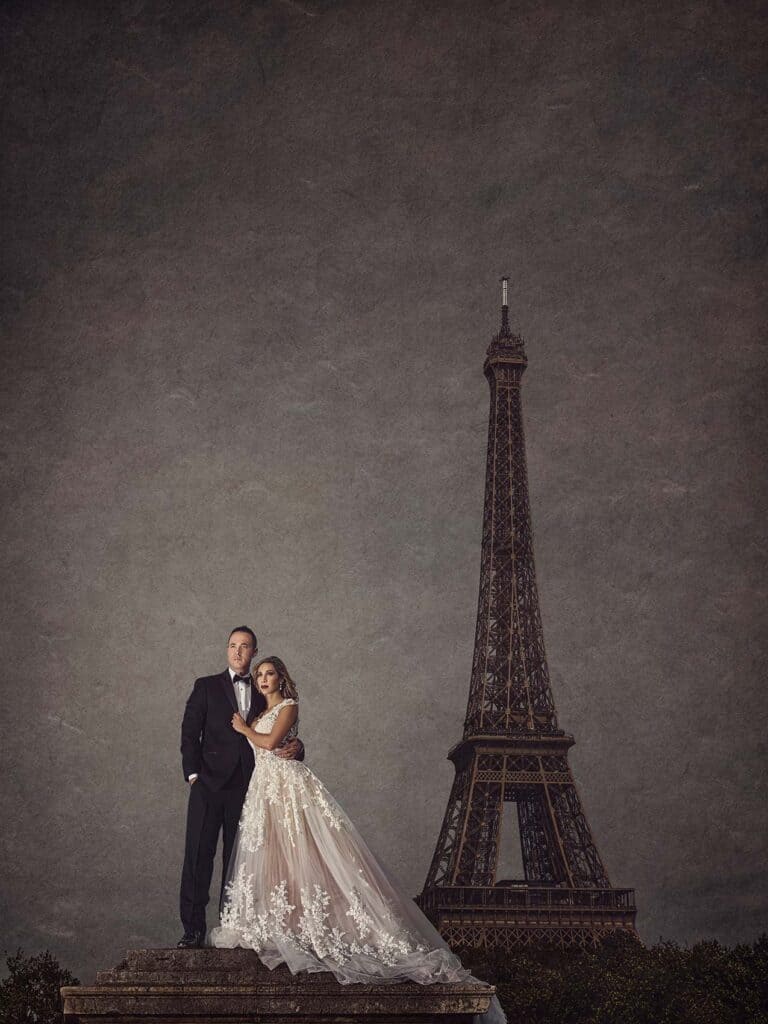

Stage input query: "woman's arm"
[{"left": 231, "top": 704, "right": 298, "bottom": 751}]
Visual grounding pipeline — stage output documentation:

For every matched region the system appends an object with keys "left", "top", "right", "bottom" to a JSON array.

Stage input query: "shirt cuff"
[{"left": 188, "top": 773, "right": 198, "bottom": 782}]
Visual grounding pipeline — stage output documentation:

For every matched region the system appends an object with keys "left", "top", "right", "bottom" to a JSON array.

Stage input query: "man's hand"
[{"left": 275, "top": 736, "right": 304, "bottom": 760}]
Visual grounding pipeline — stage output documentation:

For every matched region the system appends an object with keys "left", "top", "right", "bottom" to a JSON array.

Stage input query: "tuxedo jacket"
[{"left": 180, "top": 670, "right": 268, "bottom": 791}]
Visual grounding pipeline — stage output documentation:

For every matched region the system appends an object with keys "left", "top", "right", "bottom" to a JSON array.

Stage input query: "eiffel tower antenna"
[
  {"left": 500, "top": 275, "right": 510, "bottom": 335},
  {"left": 417, "top": 282, "right": 638, "bottom": 950}
]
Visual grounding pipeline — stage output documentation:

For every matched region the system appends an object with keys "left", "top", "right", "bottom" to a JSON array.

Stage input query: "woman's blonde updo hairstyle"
[{"left": 251, "top": 656, "right": 299, "bottom": 701}]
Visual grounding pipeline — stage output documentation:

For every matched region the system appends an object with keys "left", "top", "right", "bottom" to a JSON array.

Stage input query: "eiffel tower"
[{"left": 417, "top": 280, "right": 637, "bottom": 951}]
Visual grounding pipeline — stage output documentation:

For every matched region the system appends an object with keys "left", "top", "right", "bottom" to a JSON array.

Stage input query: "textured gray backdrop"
[{"left": 1, "top": 0, "right": 766, "bottom": 983}]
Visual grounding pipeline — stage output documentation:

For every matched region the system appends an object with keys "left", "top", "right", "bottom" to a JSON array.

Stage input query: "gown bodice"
[{"left": 251, "top": 699, "right": 299, "bottom": 745}]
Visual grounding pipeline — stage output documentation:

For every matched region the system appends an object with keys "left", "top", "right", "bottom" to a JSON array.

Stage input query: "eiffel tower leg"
[
  {"left": 454, "top": 763, "right": 504, "bottom": 887},
  {"left": 424, "top": 766, "right": 472, "bottom": 889},
  {"left": 549, "top": 782, "right": 610, "bottom": 887},
  {"left": 516, "top": 789, "right": 566, "bottom": 883}
]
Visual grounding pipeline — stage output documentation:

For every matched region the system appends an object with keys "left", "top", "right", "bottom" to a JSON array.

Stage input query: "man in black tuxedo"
[{"left": 178, "top": 625, "right": 304, "bottom": 947}]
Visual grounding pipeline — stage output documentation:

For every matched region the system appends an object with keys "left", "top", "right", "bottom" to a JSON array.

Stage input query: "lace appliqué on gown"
[
  {"left": 221, "top": 869, "right": 427, "bottom": 966},
  {"left": 237, "top": 700, "right": 342, "bottom": 853}
]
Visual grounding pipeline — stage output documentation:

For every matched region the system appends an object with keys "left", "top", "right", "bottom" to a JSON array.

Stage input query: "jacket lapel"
[{"left": 220, "top": 670, "right": 238, "bottom": 713}]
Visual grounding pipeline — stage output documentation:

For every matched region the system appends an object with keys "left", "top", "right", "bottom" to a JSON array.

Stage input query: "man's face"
[{"left": 227, "top": 631, "right": 256, "bottom": 676}]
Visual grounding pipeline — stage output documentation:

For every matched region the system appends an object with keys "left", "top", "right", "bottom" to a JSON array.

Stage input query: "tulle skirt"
[{"left": 209, "top": 752, "right": 505, "bottom": 1023}]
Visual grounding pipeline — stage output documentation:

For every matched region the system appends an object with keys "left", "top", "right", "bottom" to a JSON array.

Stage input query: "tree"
[
  {"left": 0, "top": 950, "right": 79, "bottom": 1024},
  {"left": 457, "top": 932, "right": 768, "bottom": 1024}
]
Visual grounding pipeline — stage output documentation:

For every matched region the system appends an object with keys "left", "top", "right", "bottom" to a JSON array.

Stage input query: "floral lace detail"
[
  {"left": 219, "top": 868, "right": 293, "bottom": 951},
  {"left": 220, "top": 867, "right": 428, "bottom": 967},
  {"left": 252, "top": 698, "right": 299, "bottom": 743},
  {"left": 238, "top": 700, "right": 342, "bottom": 852}
]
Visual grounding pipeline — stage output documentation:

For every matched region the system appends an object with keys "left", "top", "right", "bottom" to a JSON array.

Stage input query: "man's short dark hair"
[{"left": 229, "top": 626, "right": 258, "bottom": 648}]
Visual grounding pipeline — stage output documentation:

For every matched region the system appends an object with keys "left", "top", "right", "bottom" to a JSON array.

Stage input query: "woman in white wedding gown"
[{"left": 209, "top": 656, "right": 506, "bottom": 1024}]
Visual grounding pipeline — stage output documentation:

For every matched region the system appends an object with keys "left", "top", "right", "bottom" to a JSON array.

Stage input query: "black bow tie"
[{"left": 233, "top": 674, "right": 250, "bottom": 684}]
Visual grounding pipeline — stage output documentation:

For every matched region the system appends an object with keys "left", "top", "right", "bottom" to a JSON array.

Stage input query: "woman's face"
[{"left": 254, "top": 662, "right": 281, "bottom": 697}]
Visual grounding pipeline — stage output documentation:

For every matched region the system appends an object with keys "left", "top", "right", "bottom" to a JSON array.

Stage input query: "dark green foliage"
[
  {"left": 0, "top": 951, "right": 79, "bottom": 1024},
  {"left": 0, "top": 938, "right": 766, "bottom": 1023},
  {"left": 459, "top": 931, "right": 768, "bottom": 1024}
]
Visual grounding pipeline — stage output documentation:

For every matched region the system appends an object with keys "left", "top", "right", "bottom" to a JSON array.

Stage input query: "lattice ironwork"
[{"left": 418, "top": 282, "right": 636, "bottom": 950}]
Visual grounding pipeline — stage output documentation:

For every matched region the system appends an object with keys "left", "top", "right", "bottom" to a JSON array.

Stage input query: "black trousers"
[{"left": 179, "top": 767, "right": 249, "bottom": 935}]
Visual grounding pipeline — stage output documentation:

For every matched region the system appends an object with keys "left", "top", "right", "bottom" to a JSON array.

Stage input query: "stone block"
[{"left": 61, "top": 948, "right": 496, "bottom": 1023}]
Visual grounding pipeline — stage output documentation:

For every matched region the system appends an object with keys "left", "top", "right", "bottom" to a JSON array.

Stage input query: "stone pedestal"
[{"left": 61, "top": 948, "right": 496, "bottom": 1023}]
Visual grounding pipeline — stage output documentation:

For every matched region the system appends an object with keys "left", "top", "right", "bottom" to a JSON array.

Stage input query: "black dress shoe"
[{"left": 177, "top": 931, "right": 205, "bottom": 948}]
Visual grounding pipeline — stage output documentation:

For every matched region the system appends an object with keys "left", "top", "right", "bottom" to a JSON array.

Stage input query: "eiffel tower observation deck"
[{"left": 417, "top": 280, "right": 637, "bottom": 951}]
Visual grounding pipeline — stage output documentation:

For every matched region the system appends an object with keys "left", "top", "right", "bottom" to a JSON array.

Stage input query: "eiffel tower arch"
[{"left": 417, "top": 280, "right": 638, "bottom": 952}]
